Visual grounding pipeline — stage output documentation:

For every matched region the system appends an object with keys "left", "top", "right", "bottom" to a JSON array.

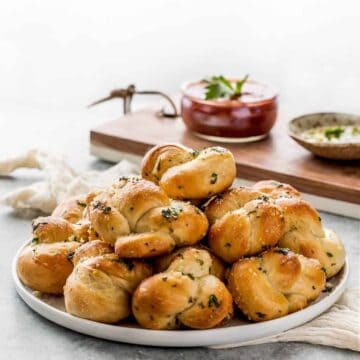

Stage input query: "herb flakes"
[
  {"left": 210, "top": 173, "right": 218, "bottom": 184},
  {"left": 67, "top": 251, "right": 75, "bottom": 261},
  {"left": 196, "top": 258, "right": 204, "bottom": 266},
  {"left": 93, "top": 201, "right": 112, "bottom": 214},
  {"left": 256, "top": 312, "right": 266, "bottom": 318},
  {"left": 274, "top": 248, "right": 290, "bottom": 255},
  {"left": 31, "top": 237, "right": 39, "bottom": 245},
  {"left": 208, "top": 294, "right": 220, "bottom": 308},
  {"left": 161, "top": 206, "right": 183, "bottom": 220},
  {"left": 190, "top": 150, "right": 200, "bottom": 158},
  {"left": 76, "top": 200, "right": 87, "bottom": 207},
  {"left": 182, "top": 272, "right": 194, "bottom": 280},
  {"left": 257, "top": 195, "right": 270, "bottom": 201}
]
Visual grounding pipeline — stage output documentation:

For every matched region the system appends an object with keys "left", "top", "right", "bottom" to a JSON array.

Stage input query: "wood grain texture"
[{"left": 90, "top": 109, "right": 360, "bottom": 204}]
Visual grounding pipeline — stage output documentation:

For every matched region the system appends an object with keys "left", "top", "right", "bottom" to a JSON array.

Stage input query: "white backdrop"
[{"left": 0, "top": 0, "right": 359, "bottom": 158}]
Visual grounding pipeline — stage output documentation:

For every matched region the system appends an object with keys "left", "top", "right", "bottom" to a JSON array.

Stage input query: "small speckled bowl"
[{"left": 288, "top": 112, "right": 360, "bottom": 160}]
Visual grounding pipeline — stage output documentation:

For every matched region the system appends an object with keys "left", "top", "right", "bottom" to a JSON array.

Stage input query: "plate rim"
[{"left": 12, "top": 240, "right": 349, "bottom": 347}]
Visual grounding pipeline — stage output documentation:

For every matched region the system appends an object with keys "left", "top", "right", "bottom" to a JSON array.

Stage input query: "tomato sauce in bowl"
[{"left": 181, "top": 79, "right": 278, "bottom": 142}]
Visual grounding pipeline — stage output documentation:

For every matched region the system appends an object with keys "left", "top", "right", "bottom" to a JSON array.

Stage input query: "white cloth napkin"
[
  {"left": 210, "top": 288, "right": 359, "bottom": 351},
  {"left": 0, "top": 149, "right": 138, "bottom": 216},
  {"left": 1, "top": 150, "right": 359, "bottom": 352}
]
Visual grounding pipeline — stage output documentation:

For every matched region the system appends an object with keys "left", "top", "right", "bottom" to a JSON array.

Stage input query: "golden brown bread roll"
[
  {"left": 32, "top": 214, "right": 90, "bottom": 244},
  {"left": 154, "top": 245, "right": 227, "bottom": 281},
  {"left": 17, "top": 241, "right": 80, "bottom": 294},
  {"left": 17, "top": 201, "right": 93, "bottom": 294},
  {"left": 88, "top": 177, "right": 208, "bottom": 258},
  {"left": 208, "top": 198, "right": 285, "bottom": 263},
  {"left": 64, "top": 254, "right": 152, "bottom": 323},
  {"left": 51, "top": 196, "right": 88, "bottom": 223},
  {"left": 141, "top": 144, "right": 236, "bottom": 200},
  {"left": 51, "top": 196, "right": 92, "bottom": 242},
  {"left": 275, "top": 197, "right": 345, "bottom": 278},
  {"left": 204, "top": 186, "right": 264, "bottom": 225},
  {"left": 32, "top": 216, "right": 75, "bottom": 243},
  {"left": 35, "top": 193, "right": 93, "bottom": 244},
  {"left": 71, "top": 239, "right": 113, "bottom": 266},
  {"left": 132, "top": 247, "right": 233, "bottom": 329},
  {"left": 205, "top": 181, "right": 345, "bottom": 277},
  {"left": 252, "top": 180, "right": 301, "bottom": 199},
  {"left": 228, "top": 248, "right": 326, "bottom": 322},
  {"left": 204, "top": 181, "right": 299, "bottom": 225}
]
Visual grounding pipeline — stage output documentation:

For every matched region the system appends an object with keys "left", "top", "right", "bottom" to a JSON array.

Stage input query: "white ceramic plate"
[{"left": 12, "top": 241, "right": 349, "bottom": 347}]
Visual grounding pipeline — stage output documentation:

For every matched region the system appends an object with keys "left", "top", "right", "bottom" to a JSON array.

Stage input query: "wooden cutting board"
[{"left": 90, "top": 109, "right": 360, "bottom": 204}]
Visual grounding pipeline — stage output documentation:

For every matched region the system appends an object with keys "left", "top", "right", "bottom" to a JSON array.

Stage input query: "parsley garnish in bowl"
[{"left": 203, "top": 75, "right": 249, "bottom": 100}]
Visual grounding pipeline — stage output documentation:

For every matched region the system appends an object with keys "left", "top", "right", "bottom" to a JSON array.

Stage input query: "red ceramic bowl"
[{"left": 181, "top": 79, "right": 278, "bottom": 143}]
